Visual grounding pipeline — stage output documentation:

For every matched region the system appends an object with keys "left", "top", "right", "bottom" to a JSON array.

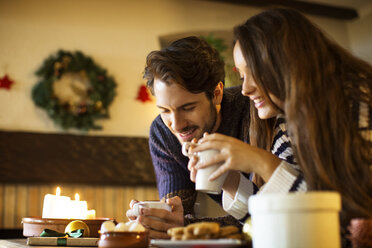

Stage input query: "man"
[{"left": 127, "top": 36, "right": 251, "bottom": 239}]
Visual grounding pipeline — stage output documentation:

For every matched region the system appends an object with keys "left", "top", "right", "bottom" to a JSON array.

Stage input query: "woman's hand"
[{"left": 192, "top": 133, "right": 281, "bottom": 182}]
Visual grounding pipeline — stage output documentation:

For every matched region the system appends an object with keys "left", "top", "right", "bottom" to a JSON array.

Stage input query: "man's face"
[{"left": 154, "top": 78, "right": 218, "bottom": 144}]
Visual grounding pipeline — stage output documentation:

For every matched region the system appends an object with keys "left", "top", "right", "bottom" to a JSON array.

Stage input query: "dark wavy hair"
[
  {"left": 143, "top": 36, "right": 225, "bottom": 100},
  {"left": 234, "top": 8, "right": 372, "bottom": 222}
]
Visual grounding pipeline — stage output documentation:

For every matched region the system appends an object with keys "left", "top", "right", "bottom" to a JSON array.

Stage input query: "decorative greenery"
[
  {"left": 201, "top": 33, "right": 241, "bottom": 87},
  {"left": 32, "top": 50, "right": 117, "bottom": 131},
  {"left": 200, "top": 33, "right": 228, "bottom": 60}
]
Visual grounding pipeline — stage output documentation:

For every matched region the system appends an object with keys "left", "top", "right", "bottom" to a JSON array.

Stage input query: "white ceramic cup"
[
  {"left": 182, "top": 142, "right": 228, "bottom": 194},
  {"left": 248, "top": 192, "right": 341, "bottom": 248},
  {"left": 132, "top": 201, "right": 172, "bottom": 221}
]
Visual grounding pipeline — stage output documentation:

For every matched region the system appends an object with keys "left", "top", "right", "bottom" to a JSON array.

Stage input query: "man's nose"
[{"left": 170, "top": 112, "right": 187, "bottom": 132}]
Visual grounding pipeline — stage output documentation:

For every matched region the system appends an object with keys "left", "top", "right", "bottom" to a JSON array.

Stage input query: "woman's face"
[{"left": 233, "top": 41, "right": 283, "bottom": 119}]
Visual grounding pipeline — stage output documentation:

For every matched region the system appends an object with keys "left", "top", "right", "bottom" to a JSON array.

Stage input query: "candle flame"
[
  {"left": 56, "top": 187, "right": 61, "bottom": 196},
  {"left": 75, "top": 193, "right": 80, "bottom": 201}
]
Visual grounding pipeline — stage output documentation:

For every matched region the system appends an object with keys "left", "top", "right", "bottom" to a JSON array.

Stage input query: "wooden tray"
[{"left": 22, "top": 217, "right": 114, "bottom": 238}]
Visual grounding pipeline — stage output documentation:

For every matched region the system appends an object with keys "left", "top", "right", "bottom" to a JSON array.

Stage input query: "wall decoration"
[
  {"left": 159, "top": 30, "right": 241, "bottom": 88},
  {"left": 32, "top": 50, "right": 117, "bottom": 131},
  {"left": 136, "top": 85, "right": 152, "bottom": 103},
  {"left": 0, "top": 74, "right": 14, "bottom": 90}
]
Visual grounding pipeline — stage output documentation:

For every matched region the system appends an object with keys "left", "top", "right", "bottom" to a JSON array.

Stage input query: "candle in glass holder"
[{"left": 42, "top": 187, "right": 71, "bottom": 219}]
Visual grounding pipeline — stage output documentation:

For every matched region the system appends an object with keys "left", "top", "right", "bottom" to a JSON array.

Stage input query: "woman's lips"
[{"left": 254, "top": 100, "right": 265, "bottom": 108}]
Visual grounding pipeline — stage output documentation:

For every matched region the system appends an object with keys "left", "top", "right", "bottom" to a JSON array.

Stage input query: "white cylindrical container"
[{"left": 248, "top": 192, "right": 341, "bottom": 248}]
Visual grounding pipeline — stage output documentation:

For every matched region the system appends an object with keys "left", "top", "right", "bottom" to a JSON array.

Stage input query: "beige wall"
[
  {"left": 0, "top": 0, "right": 353, "bottom": 137},
  {"left": 347, "top": 5, "right": 372, "bottom": 63}
]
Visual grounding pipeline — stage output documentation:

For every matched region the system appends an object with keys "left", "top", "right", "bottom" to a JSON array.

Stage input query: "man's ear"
[{"left": 213, "top": 81, "right": 224, "bottom": 105}]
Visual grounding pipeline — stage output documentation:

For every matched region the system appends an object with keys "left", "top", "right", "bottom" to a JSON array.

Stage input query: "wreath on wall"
[{"left": 32, "top": 50, "right": 117, "bottom": 131}]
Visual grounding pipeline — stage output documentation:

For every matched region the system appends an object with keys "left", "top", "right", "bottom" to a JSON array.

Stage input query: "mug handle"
[{"left": 182, "top": 142, "right": 197, "bottom": 157}]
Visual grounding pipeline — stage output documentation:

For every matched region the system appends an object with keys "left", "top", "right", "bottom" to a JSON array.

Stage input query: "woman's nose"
[{"left": 241, "top": 80, "right": 255, "bottom": 97}]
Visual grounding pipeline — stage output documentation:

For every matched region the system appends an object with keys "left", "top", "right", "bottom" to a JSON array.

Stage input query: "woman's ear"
[{"left": 213, "top": 81, "right": 224, "bottom": 105}]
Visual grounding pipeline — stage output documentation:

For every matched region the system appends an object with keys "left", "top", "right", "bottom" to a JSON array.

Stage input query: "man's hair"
[{"left": 143, "top": 36, "right": 225, "bottom": 100}]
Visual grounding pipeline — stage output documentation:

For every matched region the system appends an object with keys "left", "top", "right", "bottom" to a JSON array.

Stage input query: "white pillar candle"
[
  {"left": 86, "top": 209, "right": 96, "bottom": 219},
  {"left": 42, "top": 187, "right": 71, "bottom": 219},
  {"left": 69, "top": 193, "right": 88, "bottom": 219}
]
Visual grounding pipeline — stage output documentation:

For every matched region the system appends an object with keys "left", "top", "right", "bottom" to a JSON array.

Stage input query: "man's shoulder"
[
  {"left": 224, "top": 85, "right": 242, "bottom": 95},
  {"left": 149, "top": 115, "right": 179, "bottom": 147},
  {"left": 150, "top": 115, "right": 164, "bottom": 130},
  {"left": 224, "top": 85, "right": 249, "bottom": 103},
  {"left": 150, "top": 115, "right": 170, "bottom": 139},
  {"left": 222, "top": 85, "right": 250, "bottom": 111}
]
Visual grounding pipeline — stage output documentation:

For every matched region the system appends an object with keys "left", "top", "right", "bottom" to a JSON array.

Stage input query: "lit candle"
[
  {"left": 86, "top": 209, "right": 96, "bottom": 219},
  {"left": 69, "top": 193, "right": 88, "bottom": 219},
  {"left": 42, "top": 187, "right": 71, "bottom": 219}
]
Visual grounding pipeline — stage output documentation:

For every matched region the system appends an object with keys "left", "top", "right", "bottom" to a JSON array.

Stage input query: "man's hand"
[
  {"left": 127, "top": 196, "right": 184, "bottom": 239},
  {"left": 126, "top": 199, "right": 140, "bottom": 221}
]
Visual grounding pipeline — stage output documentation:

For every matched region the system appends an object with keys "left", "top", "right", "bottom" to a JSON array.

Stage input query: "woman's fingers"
[
  {"left": 195, "top": 152, "right": 226, "bottom": 169},
  {"left": 208, "top": 164, "right": 230, "bottom": 181}
]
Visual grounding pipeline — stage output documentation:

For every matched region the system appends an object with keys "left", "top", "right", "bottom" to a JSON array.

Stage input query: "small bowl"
[
  {"left": 22, "top": 217, "right": 114, "bottom": 238},
  {"left": 98, "top": 231, "right": 149, "bottom": 248}
]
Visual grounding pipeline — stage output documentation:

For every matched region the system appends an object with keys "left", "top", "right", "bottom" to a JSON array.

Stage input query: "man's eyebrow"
[{"left": 156, "top": 101, "right": 199, "bottom": 110}]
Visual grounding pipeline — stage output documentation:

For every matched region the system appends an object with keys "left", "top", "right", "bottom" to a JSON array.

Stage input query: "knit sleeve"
[
  {"left": 259, "top": 160, "right": 307, "bottom": 194},
  {"left": 149, "top": 117, "right": 196, "bottom": 213},
  {"left": 222, "top": 173, "right": 255, "bottom": 220}
]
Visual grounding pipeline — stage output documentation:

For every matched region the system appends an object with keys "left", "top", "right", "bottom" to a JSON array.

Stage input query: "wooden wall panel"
[
  {"left": 0, "top": 131, "right": 156, "bottom": 186},
  {"left": 0, "top": 184, "right": 159, "bottom": 229}
]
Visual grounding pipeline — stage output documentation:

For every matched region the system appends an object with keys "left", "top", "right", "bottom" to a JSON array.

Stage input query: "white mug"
[
  {"left": 182, "top": 142, "right": 228, "bottom": 194},
  {"left": 132, "top": 201, "right": 172, "bottom": 221},
  {"left": 248, "top": 192, "right": 341, "bottom": 248}
]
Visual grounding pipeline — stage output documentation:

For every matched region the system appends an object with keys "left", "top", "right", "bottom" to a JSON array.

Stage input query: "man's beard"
[
  {"left": 192, "top": 101, "right": 218, "bottom": 140},
  {"left": 176, "top": 101, "right": 218, "bottom": 143},
  {"left": 203, "top": 101, "right": 218, "bottom": 135}
]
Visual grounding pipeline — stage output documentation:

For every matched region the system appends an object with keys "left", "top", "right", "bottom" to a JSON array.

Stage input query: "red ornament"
[
  {"left": 232, "top": 66, "right": 238, "bottom": 73},
  {"left": 136, "top": 85, "right": 152, "bottom": 103},
  {"left": 0, "top": 74, "right": 14, "bottom": 90}
]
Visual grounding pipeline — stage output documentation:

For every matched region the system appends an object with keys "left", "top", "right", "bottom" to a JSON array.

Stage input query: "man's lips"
[{"left": 178, "top": 128, "right": 197, "bottom": 141}]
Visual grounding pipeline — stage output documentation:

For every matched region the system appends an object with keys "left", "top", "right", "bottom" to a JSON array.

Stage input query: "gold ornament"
[
  {"left": 95, "top": 101, "right": 102, "bottom": 110},
  {"left": 65, "top": 220, "right": 90, "bottom": 237}
]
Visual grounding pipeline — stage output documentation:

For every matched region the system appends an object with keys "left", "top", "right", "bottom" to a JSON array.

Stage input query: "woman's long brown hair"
[{"left": 234, "top": 8, "right": 372, "bottom": 221}]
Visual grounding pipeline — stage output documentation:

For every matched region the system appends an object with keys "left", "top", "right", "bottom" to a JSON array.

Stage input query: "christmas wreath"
[{"left": 32, "top": 50, "right": 117, "bottom": 131}]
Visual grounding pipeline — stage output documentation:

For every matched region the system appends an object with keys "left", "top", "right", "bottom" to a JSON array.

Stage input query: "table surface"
[
  {"left": 0, "top": 239, "right": 97, "bottom": 248},
  {"left": 0, "top": 239, "right": 160, "bottom": 248}
]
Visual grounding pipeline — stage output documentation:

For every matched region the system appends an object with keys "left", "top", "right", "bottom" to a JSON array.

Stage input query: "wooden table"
[{"left": 0, "top": 239, "right": 97, "bottom": 248}]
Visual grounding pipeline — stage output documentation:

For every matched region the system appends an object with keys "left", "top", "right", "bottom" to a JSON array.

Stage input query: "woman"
[{"left": 188, "top": 7, "right": 372, "bottom": 231}]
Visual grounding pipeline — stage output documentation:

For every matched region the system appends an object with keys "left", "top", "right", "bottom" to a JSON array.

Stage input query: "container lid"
[{"left": 248, "top": 191, "right": 341, "bottom": 214}]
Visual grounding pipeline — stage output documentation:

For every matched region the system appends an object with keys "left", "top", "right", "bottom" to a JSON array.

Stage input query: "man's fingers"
[
  {"left": 129, "top": 199, "right": 139, "bottom": 208},
  {"left": 142, "top": 207, "right": 172, "bottom": 220},
  {"left": 126, "top": 209, "right": 137, "bottom": 220},
  {"left": 190, "top": 168, "right": 196, "bottom": 182},
  {"left": 137, "top": 215, "right": 172, "bottom": 233},
  {"left": 148, "top": 228, "right": 170, "bottom": 239}
]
